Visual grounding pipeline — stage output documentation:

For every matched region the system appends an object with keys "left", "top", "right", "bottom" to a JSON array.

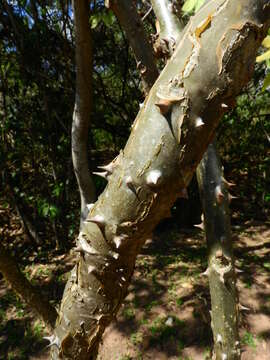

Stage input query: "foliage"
[{"left": 182, "top": 0, "right": 206, "bottom": 13}]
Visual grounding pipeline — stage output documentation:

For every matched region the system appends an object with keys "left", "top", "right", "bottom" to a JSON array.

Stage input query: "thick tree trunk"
[
  {"left": 51, "top": 1, "right": 269, "bottom": 358},
  {"left": 72, "top": 0, "right": 96, "bottom": 227},
  {"left": 106, "top": 0, "right": 159, "bottom": 93},
  {"left": 197, "top": 143, "right": 239, "bottom": 360},
  {"left": 0, "top": 243, "right": 57, "bottom": 329}
]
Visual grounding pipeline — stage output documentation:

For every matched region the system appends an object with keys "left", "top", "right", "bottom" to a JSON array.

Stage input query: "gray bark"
[
  {"left": 106, "top": 0, "right": 159, "bottom": 93},
  {"left": 151, "top": 0, "right": 183, "bottom": 56},
  {"left": 197, "top": 143, "right": 239, "bottom": 360},
  {"left": 152, "top": 2, "right": 240, "bottom": 358},
  {"left": 50, "top": 1, "right": 270, "bottom": 358},
  {"left": 72, "top": 0, "right": 96, "bottom": 227}
]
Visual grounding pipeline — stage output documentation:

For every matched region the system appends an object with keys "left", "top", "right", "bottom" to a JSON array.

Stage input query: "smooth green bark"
[
  {"left": 51, "top": 1, "right": 270, "bottom": 358},
  {"left": 197, "top": 143, "right": 239, "bottom": 360}
]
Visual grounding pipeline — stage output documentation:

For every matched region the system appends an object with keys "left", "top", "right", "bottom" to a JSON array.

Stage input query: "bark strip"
[
  {"left": 72, "top": 0, "right": 96, "bottom": 227},
  {"left": 51, "top": 1, "right": 270, "bottom": 358}
]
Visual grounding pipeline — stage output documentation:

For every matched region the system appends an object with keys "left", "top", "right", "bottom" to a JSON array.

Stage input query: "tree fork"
[{"left": 51, "top": 1, "right": 270, "bottom": 358}]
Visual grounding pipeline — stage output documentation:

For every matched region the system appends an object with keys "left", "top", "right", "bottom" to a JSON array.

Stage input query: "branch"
[
  {"left": 72, "top": 0, "right": 96, "bottom": 227},
  {"left": 151, "top": 0, "right": 183, "bottom": 56},
  {"left": 106, "top": 0, "right": 159, "bottom": 92},
  {"left": 0, "top": 243, "right": 57, "bottom": 329}
]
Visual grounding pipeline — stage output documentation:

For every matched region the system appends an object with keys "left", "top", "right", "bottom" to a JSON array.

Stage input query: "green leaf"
[
  {"left": 262, "top": 73, "right": 270, "bottom": 91},
  {"left": 256, "top": 49, "right": 270, "bottom": 63},
  {"left": 182, "top": 0, "right": 205, "bottom": 13},
  {"left": 91, "top": 15, "right": 100, "bottom": 29},
  {"left": 262, "top": 35, "right": 270, "bottom": 48},
  {"left": 102, "top": 10, "right": 114, "bottom": 27}
]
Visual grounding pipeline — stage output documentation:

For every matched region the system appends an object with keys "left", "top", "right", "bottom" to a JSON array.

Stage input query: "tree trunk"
[
  {"left": 0, "top": 243, "right": 57, "bottom": 329},
  {"left": 151, "top": 2, "right": 240, "bottom": 358},
  {"left": 106, "top": 0, "right": 159, "bottom": 93},
  {"left": 72, "top": 0, "right": 96, "bottom": 227},
  {"left": 197, "top": 142, "right": 239, "bottom": 360},
  {"left": 51, "top": 1, "right": 269, "bottom": 358}
]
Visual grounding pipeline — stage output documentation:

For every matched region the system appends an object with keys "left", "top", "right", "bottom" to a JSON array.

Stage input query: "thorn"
[
  {"left": 235, "top": 268, "right": 244, "bottom": 273},
  {"left": 228, "top": 194, "right": 238, "bottom": 202},
  {"left": 113, "top": 234, "right": 128, "bottom": 249},
  {"left": 200, "top": 268, "right": 210, "bottom": 277},
  {"left": 85, "top": 215, "right": 105, "bottom": 230},
  {"left": 141, "top": 66, "right": 147, "bottom": 75},
  {"left": 195, "top": 117, "right": 204, "bottom": 127},
  {"left": 239, "top": 304, "right": 250, "bottom": 311},
  {"left": 98, "top": 162, "right": 114, "bottom": 174},
  {"left": 155, "top": 99, "right": 172, "bottom": 115},
  {"left": 125, "top": 176, "right": 136, "bottom": 194},
  {"left": 221, "top": 103, "right": 228, "bottom": 108},
  {"left": 43, "top": 335, "right": 60, "bottom": 349},
  {"left": 88, "top": 265, "right": 96, "bottom": 274},
  {"left": 109, "top": 251, "right": 119, "bottom": 260},
  {"left": 146, "top": 170, "right": 162, "bottom": 186},
  {"left": 136, "top": 60, "right": 142, "bottom": 69},
  {"left": 179, "top": 187, "right": 188, "bottom": 199},
  {"left": 139, "top": 102, "right": 144, "bottom": 109},
  {"left": 121, "top": 276, "right": 126, "bottom": 282},
  {"left": 215, "top": 185, "right": 225, "bottom": 204},
  {"left": 221, "top": 177, "right": 236, "bottom": 188},
  {"left": 86, "top": 203, "right": 94, "bottom": 211},
  {"left": 93, "top": 171, "right": 109, "bottom": 180},
  {"left": 216, "top": 334, "right": 222, "bottom": 344},
  {"left": 194, "top": 222, "right": 204, "bottom": 230}
]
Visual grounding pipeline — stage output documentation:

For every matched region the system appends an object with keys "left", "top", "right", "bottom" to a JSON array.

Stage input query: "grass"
[{"left": 242, "top": 331, "right": 257, "bottom": 348}]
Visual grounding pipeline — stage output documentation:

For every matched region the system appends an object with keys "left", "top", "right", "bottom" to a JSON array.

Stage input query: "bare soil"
[{"left": 1, "top": 213, "right": 270, "bottom": 360}]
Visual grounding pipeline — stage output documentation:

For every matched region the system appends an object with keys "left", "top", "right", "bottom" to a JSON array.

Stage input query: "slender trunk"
[
  {"left": 151, "top": 2, "right": 240, "bottom": 358},
  {"left": 72, "top": 0, "right": 96, "bottom": 228},
  {"left": 106, "top": 0, "right": 159, "bottom": 93},
  {"left": 51, "top": 1, "right": 269, "bottom": 358},
  {"left": 0, "top": 243, "right": 57, "bottom": 329},
  {"left": 197, "top": 143, "right": 239, "bottom": 360},
  {"left": 151, "top": 0, "right": 183, "bottom": 56}
]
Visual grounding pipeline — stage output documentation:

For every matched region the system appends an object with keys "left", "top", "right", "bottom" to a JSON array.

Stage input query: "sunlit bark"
[
  {"left": 72, "top": 0, "right": 96, "bottom": 227},
  {"left": 50, "top": 1, "right": 270, "bottom": 358}
]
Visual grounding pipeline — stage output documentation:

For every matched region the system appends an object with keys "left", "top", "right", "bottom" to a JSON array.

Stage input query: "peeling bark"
[
  {"left": 197, "top": 143, "right": 239, "bottom": 360},
  {"left": 0, "top": 243, "right": 57, "bottom": 329},
  {"left": 106, "top": 0, "right": 159, "bottom": 93},
  {"left": 51, "top": 1, "right": 270, "bottom": 358},
  {"left": 72, "top": 0, "right": 96, "bottom": 227}
]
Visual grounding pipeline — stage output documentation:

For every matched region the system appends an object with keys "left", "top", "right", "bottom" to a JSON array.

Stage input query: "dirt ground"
[{"left": 1, "top": 218, "right": 270, "bottom": 360}]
